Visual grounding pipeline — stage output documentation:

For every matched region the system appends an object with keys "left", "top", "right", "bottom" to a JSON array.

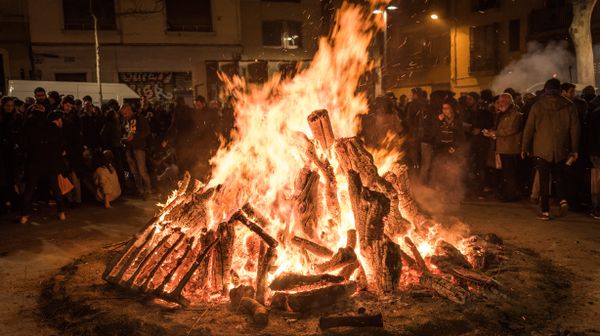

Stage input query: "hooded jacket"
[{"left": 521, "top": 94, "right": 580, "bottom": 162}]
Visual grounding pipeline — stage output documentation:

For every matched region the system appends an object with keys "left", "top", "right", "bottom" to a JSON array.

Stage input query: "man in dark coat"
[
  {"left": 484, "top": 93, "right": 523, "bottom": 201},
  {"left": 59, "top": 96, "right": 84, "bottom": 206},
  {"left": 121, "top": 104, "right": 152, "bottom": 198},
  {"left": 165, "top": 95, "right": 219, "bottom": 180},
  {"left": 20, "top": 111, "right": 67, "bottom": 224},
  {"left": 521, "top": 78, "right": 580, "bottom": 220}
]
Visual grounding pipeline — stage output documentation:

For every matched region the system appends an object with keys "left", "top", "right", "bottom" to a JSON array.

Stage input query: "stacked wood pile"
[{"left": 103, "top": 109, "right": 503, "bottom": 327}]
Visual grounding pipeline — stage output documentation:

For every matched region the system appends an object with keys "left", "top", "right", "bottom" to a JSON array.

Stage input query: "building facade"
[
  {"left": 20, "top": 0, "right": 323, "bottom": 101},
  {"left": 0, "top": 0, "right": 33, "bottom": 96},
  {"left": 384, "top": 0, "right": 600, "bottom": 97}
]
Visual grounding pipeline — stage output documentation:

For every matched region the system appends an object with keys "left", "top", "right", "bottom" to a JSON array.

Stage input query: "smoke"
[{"left": 490, "top": 41, "right": 574, "bottom": 94}]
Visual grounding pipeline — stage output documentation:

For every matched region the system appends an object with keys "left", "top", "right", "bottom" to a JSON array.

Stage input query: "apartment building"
[
  {"left": 384, "top": 0, "right": 600, "bottom": 96},
  {"left": 20, "top": 0, "right": 322, "bottom": 101}
]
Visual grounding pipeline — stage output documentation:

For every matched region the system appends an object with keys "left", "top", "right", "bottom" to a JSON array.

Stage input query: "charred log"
[
  {"left": 293, "top": 168, "right": 321, "bottom": 239},
  {"left": 269, "top": 273, "right": 345, "bottom": 291},
  {"left": 430, "top": 241, "right": 472, "bottom": 271},
  {"left": 213, "top": 221, "right": 236, "bottom": 294},
  {"left": 271, "top": 281, "right": 357, "bottom": 313},
  {"left": 334, "top": 137, "right": 380, "bottom": 187},
  {"left": 231, "top": 210, "right": 278, "bottom": 248},
  {"left": 291, "top": 236, "right": 334, "bottom": 258},
  {"left": 404, "top": 237, "right": 427, "bottom": 273},
  {"left": 420, "top": 272, "right": 468, "bottom": 304},
  {"left": 315, "top": 247, "right": 357, "bottom": 273},
  {"left": 229, "top": 285, "right": 256, "bottom": 308},
  {"left": 240, "top": 297, "right": 269, "bottom": 326},
  {"left": 256, "top": 244, "right": 277, "bottom": 304},
  {"left": 307, "top": 109, "right": 336, "bottom": 150}
]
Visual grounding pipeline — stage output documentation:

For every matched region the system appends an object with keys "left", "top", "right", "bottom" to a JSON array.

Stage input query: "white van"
[{"left": 8, "top": 80, "right": 140, "bottom": 106}]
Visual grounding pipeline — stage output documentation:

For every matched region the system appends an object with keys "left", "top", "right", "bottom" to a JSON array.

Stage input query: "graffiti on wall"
[{"left": 119, "top": 72, "right": 175, "bottom": 101}]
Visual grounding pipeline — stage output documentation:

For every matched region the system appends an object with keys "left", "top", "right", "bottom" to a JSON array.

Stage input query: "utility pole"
[{"left": 91, "top": 0, "right": 103, "bottom": 103}]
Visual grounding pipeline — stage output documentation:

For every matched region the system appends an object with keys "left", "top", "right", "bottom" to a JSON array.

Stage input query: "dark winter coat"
[
  {"left": 522, "top": 94, "right": 580, "bottom": 162},
  {"left": 494, "top": 105, "right": 523, "bottom": 155},
  {"left": 434, "top": 113, "right": 465, "bottom": 152}
]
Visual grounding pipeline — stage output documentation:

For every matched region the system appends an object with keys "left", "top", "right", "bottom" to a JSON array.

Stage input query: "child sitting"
[{"left": 94, "top": 150, "right": 121, "bottom": 208}]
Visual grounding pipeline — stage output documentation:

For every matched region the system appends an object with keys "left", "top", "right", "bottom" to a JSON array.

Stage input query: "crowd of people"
[
  {"left": 1, "top": 77, "right": 598, "bottom": 224},
  {"left": 0, "top": 87, "right": 233, "bottom": 224},
  {"left": 363, "top": 77, "right": 600, "bottom": 220}
]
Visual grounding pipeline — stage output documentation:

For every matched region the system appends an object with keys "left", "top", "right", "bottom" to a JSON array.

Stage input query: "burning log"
[
  {"left": 269, "top": 273, "right": 345, "bottom": 291},
  {"left": 299, "top": 123, "right": 341, "bottom": 224},
  {"left": 307, "top": 109, "right": 336, "bottom": 150},
  {"left": 165, "top": 237, "right": 220, "bottom": 305},
  {"left": 198, "top": 229, "right": 216, "bottom": 289},
  {"left": 231, "top": 210, "right": 278, "bottom": 248},
  {"left": 241, "top": 203, "right": 271, "bottom": 229},
  {"left": 315, "top": 247, "right": 357, "bottom": 273},
  {"left": 144, "top": 237, "right": 195, "bottom": 293},
  {"left": 380, "top": 237, "right": 402, "bottom": 292},
  {"left": 213, "top": 221, "right": 236, "bottom": 294},
  {"left": 383, "top": 165, "right": 432, "bottom": 231},
  {"left": 293, "top": 168, "right": 321, "bottom": 239},
  {"left": 404, "top": 236, "right": 427, "bottom": 273},
  {"left": 103, "top": 221, "right": 157, "bottom": 282},
  {"left": 347, "top": 170, "right": 398, "bottom": 292},
  {"left": 448, "top": 267, "right": 500, "bottom": 288},
  {"left": 319, "top": 313, "right": 384, "bottom": 330},
  {"left": 240, "top": 297, "right": 269, "bottom": 326},
  {"left": 255, "top": 244, "right": 277, "bottom": 304},
  {"left": 420, "top": 273, "right": 468, "bottom": 305},
  {"left": 338, "top": 262, "right": 359, "bottom": 280},
  {"left": 128, "top": 230, "right": 186, "bottom": 289},
  {"left": 346, "top": 229, "right": 357, "bottom": 249},
  {"left": 271, "top": 281, "right": 357, "bottom": 313},
  {"left": 430, "top": 241, "right": 472, "bottom": 271},
  {"left": 334, "top": 137, "right": 380, "bottom": 187},
  {"left": 229, "top": 285, "right": 255, "bottom": 308},
  {"left": 291, "top": 236, "right": 334, "bottom": 258}
]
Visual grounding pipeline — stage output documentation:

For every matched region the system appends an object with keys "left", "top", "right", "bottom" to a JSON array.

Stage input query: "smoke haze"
[{"left": 490, "top": 41, "right": 574, "bottom": 93}]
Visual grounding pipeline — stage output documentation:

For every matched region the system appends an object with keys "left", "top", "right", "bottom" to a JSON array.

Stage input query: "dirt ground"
[{"left": 1, "top": 197, "right": 599, "bottom": 335}]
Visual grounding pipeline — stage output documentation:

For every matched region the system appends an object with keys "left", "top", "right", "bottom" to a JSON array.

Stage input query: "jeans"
[
  {"left": 21, "top": 171, "right": 64, "bottom": 215},
  {"left": 126, "top": 148, "right": 151, "bottom": 194},
  {"left": 419, "top": 142, "right": 434, "bottom": 185},
  {"left": 536, "top": 157, "right": 566, "bottom": 213}
]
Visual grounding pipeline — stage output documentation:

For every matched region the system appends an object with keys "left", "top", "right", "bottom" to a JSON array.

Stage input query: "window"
[
  {"left": 471, "top": 0, "right": 499, "bottom": 12},
  {"left": 470, "top": 23, "right": 499, "bottom": 72},
  {"left": 62, "top": 0, "right": 116, "bottom": 30},
  {"left": 262, "top": 21, "right": 302, "bottom": 49},
  {"left": 166, "top": 0, "right": 212, "bottom": 32},
  {"left": 508, "top": 19, "right": 520, "bottom": 52},
  {"left": 55, "top": 73, "right": 87, "bottom": 82}
]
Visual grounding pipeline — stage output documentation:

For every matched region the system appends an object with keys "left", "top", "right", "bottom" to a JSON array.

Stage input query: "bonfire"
[{"left": 102, "top": 1, "right": 503, "bottom": 328}]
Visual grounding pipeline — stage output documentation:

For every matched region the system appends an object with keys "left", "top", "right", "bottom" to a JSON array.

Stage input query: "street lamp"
[{"left": 430, "top": 13, "right": 439, "bottom": 20}]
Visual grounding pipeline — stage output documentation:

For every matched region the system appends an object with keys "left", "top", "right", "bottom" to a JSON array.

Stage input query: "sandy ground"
[{"left": 0, "top": 198, "right": 599, "bottom": 335}]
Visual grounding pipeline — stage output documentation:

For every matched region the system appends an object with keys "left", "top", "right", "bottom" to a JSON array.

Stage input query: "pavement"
[
  {"left": 0, "top": 198, "right": 154, "bottom": 336},
  {"left": 0, "top": 197, "right": 599, "bottom": 335}
]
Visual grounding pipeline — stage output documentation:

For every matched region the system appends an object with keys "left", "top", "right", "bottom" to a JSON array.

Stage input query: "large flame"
[{"left": 202, "top": 3, "right": 386, "bottom": 283}]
